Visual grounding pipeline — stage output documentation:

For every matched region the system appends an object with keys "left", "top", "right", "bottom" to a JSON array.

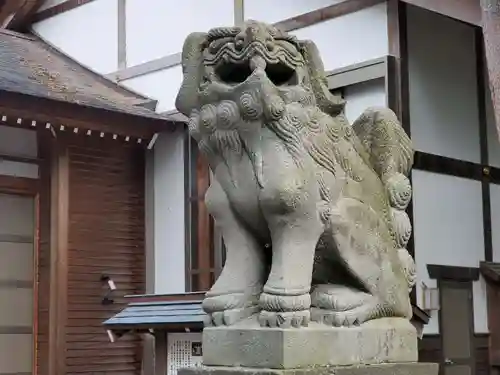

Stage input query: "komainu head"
[{"left": 175, "top": 20, "right": 345, "bottom": 135}]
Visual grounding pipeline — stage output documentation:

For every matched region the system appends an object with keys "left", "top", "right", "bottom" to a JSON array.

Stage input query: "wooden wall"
[
  {"left": 66, "top": 137, "right": 145, "bottom": 374},
  {"left": 36, "top": 134, "right": 146, "bottom": 375}
]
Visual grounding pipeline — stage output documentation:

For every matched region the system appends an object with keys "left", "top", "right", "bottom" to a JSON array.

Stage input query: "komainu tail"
[{"left": 352, "top": 107, "right": 416, "bottom": 291}]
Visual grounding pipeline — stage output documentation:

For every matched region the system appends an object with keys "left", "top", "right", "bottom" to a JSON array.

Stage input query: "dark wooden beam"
[
  {"left": 386, "top": 2, "right": 410, "bottom": 133},
  {"left": 0, "top": 0, "right": 44, "bottom": 30},
  {"left": 274, "top": 0, "right": 385, "bottom": 32},
  {"left": 480, "top": 261, "right": 500, "bottom": 284},
  {"left": 475, "top": 28, "right": 494, "bottom": 263},
  {"left": 386, "top": 1, "right": 416, "bottom": 305},
  {"left": 6, "top": 0, "right": 44, "bottom": 30},
  {"left": 414, "top": 151, "right": 485, "bottom": 180},
  {"left": 401, "top": 0, "right": 481, "bottom": 25},
  {"left": 0, "top": 0, "right": 21, "bottom": 27},
  {"left": 31, "top": 0, "right": 97, "bottom": 24},
  {"left": 427, "top": 264, "right": 480, "bottom": 282},
  {"left": 193, "top": 151, "right": 212, "bottom": 291},
  {"left": 0, "top": 174, "right": 38, "bottom": 195}
]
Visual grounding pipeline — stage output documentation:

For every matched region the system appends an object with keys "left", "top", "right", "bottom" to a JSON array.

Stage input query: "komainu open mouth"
[
  {"left": 265, "top": 62, "right": 297, "bottom": 86},
  {"left": 215, "top": 60, "right": 297, "bottom": 86},
  {"left": 215, "top": 61, "right": 253, "bottom": 84}
]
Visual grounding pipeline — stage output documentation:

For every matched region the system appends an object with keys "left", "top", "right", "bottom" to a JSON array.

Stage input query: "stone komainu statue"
[{"left": 175, "top": 21, "right": 416, "bottom": 328}]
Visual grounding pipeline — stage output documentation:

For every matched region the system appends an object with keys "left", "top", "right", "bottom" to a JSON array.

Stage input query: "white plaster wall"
[
  {"left": 407, "top": 6, "right": 487, "bottom": 334},
  {"left": 126, "top": 0, "right": 234, "bottom": 67},
  {"left": 32, "top": 0, "right": 118, "bottom": 74},
  {"left": 343, "top": 79, "right": 387, "bottom": 123},
  {"left": 292, "top": 4, "right": 388, "bottom": 72},
  {"left": 407, "top": 5, "right": 481, "bottom": 163},
  {"left": 412, "top": 170, "right": 487, "bottom": 334},
  {"left": 120, "top": 66, "right": 183, "bottom": 113},
  {"left": 0, "top": 126, "right": 38, "bottom": 179},
  {"left": 244, "top": 0, "right": 343, "bottom": 25},
  {"left": 152, "top": 130, "right": 186, "bottom": 294}
]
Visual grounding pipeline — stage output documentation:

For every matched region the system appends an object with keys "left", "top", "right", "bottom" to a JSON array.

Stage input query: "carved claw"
[
  {"left": 204, "top": 306, "right": 260, "bottom": 327},
  {"left": 258, "top": 292, "right": 312, "bottom": 327},
  {"left": 258, "top": 310, "right": 310, "bottom": 328},
  {"left": 310, "top": 306, "right": 374, "bottom": 327}
]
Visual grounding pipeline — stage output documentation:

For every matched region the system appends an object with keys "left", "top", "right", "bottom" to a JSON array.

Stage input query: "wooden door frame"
[
  {"left": 428, "top": 264, "right": 480, "bottom": 374},
  {"left": 437, "top": 279, "right": 476, "bottom": 374},
  {"left": 0, "top": 174, "right": 40, "bottom": 375}
]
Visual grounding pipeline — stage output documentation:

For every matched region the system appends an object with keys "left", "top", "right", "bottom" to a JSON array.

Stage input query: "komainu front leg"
[
  {"left": 311, "top": 198, "right": 411, "bottom": 327},
  {"left": 203, "top": 179, "right": 266, "bottom": 326},
  {"left": 258, "top": 171, "right": 324, "bottom": 328}
]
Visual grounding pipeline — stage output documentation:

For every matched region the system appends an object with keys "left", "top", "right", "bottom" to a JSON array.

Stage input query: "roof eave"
[{"left": 0, "top": 89, "right": 176, "bottom": 139}]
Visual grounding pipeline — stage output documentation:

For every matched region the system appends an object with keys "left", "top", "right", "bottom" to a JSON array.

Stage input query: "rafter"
[{"left": 0, "top": 0, "right": 44, "bottom": 30}]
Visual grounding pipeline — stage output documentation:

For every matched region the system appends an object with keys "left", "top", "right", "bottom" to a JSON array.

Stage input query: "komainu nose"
[{"left": 250, "top": 56, "right": 267, "bottom": 71}]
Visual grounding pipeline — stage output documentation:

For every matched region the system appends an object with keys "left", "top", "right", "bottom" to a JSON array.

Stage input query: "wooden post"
[
  {"left": 48, "top": 140, "right": 69, "bottom": 375},
  {"left": 482, "top": 0, "right": 500, "bottom": 141}
]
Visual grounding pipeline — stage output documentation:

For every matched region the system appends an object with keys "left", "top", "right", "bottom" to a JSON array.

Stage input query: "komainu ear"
[
  {"left": 298, "top": 40, "right": 345, "bottom": 116},
  {"left": 175, "top": 32, "right": 208, "bottom": 116}
]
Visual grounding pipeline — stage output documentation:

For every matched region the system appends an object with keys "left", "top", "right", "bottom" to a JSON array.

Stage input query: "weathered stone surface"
[
  {"left": 180, "top": 363, "right": 438, "bottom": 375},
  {"left": 175, "top": 18, "right": 419, "bottom": 370},
  {"left": 203, "top": 317, "right": 417, "bottom": 369},
  {"left": 176, "top": 19, "right": 416, "bottom": 331}
]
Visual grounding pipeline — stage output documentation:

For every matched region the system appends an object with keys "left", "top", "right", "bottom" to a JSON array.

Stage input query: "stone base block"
[
  {"left": 203, "top": 317, "right": 417, "bottom": 369},
  {"left": 180, "top": 363, "right": 438, "bottom": 375}
]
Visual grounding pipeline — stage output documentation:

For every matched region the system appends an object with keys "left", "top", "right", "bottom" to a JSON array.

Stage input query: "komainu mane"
[{"left": 176, "top": 21, "right": 415, "bottom": 328}]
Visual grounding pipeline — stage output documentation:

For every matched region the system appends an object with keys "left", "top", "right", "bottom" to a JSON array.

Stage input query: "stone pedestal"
[
  {"left": 203, "top": 317, "right": 418, "bottom": 369},
  {"left": 180, "top": 363, "right": 439, "bottom": 375}
]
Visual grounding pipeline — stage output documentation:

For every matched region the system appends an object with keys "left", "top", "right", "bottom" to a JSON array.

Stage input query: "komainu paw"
[
  {"left": 258, "top": 292, "right": 311, "bottom": 327},
  {"left": 205, "top": 306, "right": 261, "bottom": 327},
  {"left": 258, "top": 310, "right": 310, "bottom": 328},
  {"left": 203, "top": 292, "right": 261, "bottom": 326},
  {"left": 311, "top": 284, "right": 379, "bottom": 326},
  {"left": 310, "top": 304, "right": 376, "bottom": 327},
  {"left": 311, "top": 284, "right": 372, "bottom": 311}
]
